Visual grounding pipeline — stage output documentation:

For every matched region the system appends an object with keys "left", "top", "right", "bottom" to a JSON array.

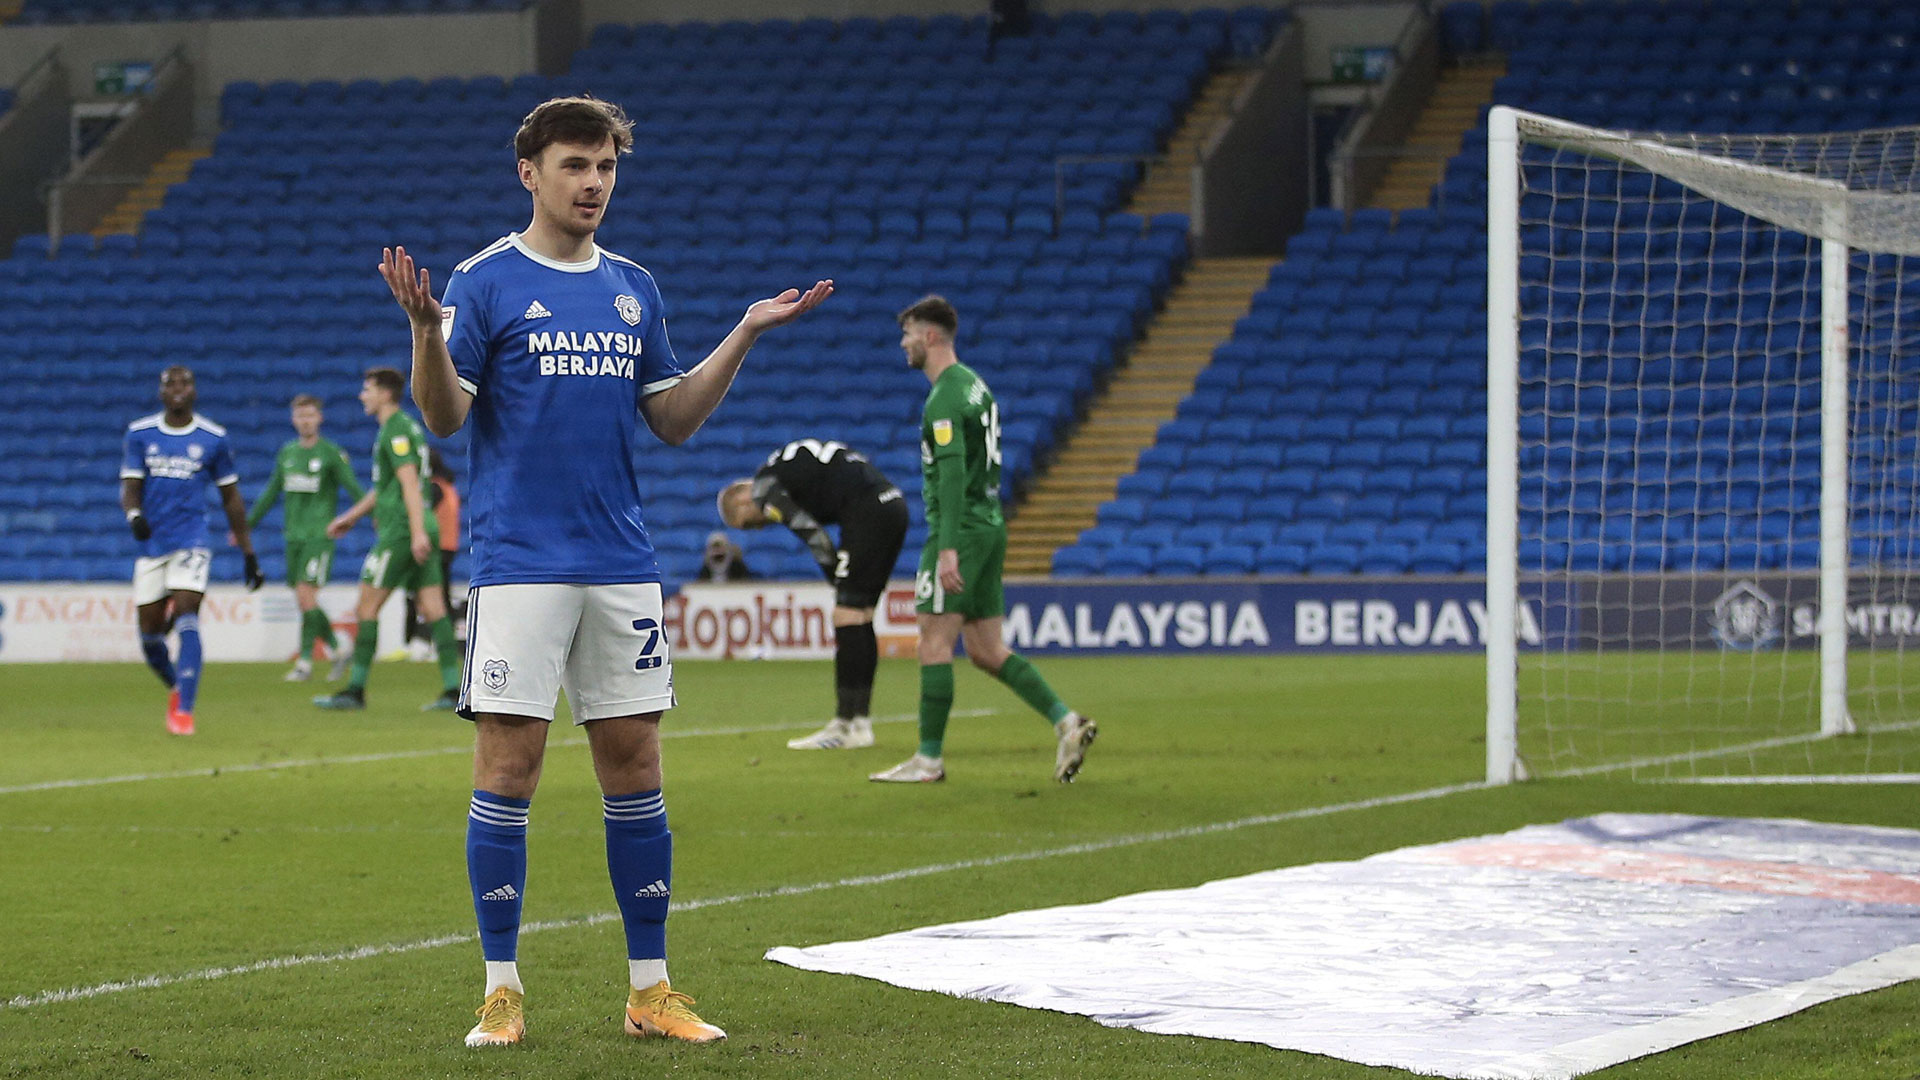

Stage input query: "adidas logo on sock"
[
  {"left": 633, "top": 879, "right": 670, "bottom": 899},
  {"left": 523, "top": 300, "right": 552, "bottom": 320},
  {"left": 480, "top": 884, "right": 520, "bottom": 902}
]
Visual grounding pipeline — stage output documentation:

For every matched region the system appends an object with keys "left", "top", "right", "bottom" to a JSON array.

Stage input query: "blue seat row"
[{"left": 12, "top": 0, "right": 520, "bottom": 23}]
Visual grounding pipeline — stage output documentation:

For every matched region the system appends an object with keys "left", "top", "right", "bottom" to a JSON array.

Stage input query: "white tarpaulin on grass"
[{"left": 766, "top": 814, "right": 1920, "bottom": 1079}]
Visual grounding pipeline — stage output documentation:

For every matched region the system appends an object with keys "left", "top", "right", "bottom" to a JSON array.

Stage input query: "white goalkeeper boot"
[
  {"left": 869, "top": 753, "right": 945, "bottom": 783},
  {"left": 787, "top": 717, "right": 874, "bottom": 750}
]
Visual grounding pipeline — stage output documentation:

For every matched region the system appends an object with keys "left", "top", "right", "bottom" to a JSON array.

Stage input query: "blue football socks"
[
  {"left": 603, "top": 790, "right": 671, "bottom": 964},
  {"left": 139, "top": 632, "right": 175, "bottom": 688},
  {"left": 466, "top": 791, "right": 530, "bottom": 962},
  {"left": 174, "top": 613, "right": 202, "bottom": 711}
]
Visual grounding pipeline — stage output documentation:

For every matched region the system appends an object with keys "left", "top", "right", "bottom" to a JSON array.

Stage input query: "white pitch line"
[
  {"left": 0, "top": 710, "right": 992, "bottom": 796},
  {"left": 1543, "top": 717, "right": 1920, "bottom": 781},
  {"left": 1649, "top": 773, "right": 1920, "bottom": 785},
  {"left": 1, "top": 778, "right": 1487, "bottom": 1011}
]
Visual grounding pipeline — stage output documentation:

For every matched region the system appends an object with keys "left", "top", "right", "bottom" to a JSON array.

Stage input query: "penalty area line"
[
  {"left": 0, "top": 710, "right": 994, "bottom": 796},
  {"left": 1, "top": 778, "right": 1487, "bottom": 1011}
]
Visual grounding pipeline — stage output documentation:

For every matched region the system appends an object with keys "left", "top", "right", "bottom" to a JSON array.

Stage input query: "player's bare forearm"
[
  {"left": 411, "top": 323, "right": 472, "bottom": 437},
  {"left": 331, "top": 490, "right": 377, "bottom": 537},
  {"left": 642, "top": 322, "right": 757, "bottom": 445},
  {"left": 642, "top": 282, "right": 833, "bottom": 444},
  {"left": 397, "top": 463, "right": 428, "bottom": 541},
  {"left": 220, "top": 485, "right": 255, "bottom": 555},
  {"left": 120, "top": 477, "right": 143, "bottom": 516}
]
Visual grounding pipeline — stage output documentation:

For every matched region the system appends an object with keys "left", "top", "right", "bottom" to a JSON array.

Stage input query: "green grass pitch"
[{"left": 2, "top": 655, "right": 1916, "bottom": 1079}]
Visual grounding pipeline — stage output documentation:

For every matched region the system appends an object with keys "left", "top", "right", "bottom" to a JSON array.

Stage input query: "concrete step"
[
  {"left": 1012, "top": 512, "right": 1100, "bottom": 530},
  {"left": 1052, "top": 449, "right": 1147, "bottom": 468}
]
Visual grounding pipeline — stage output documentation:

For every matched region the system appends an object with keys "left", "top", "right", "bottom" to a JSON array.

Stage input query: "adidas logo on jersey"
[
  {"left": 523, "top": 300, "right": 552, "bottom": 320},
  {"left": 632, "top": 879, "right": 670, "bottom": 899},
  {"left": 481, "top": 884, "right": 520, "bottom": 902}
]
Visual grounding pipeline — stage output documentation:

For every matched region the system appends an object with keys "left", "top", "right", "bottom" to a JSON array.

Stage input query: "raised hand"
[
  {"left": 379, "top": 246, "right": 442, "bottom": 329},
  {"left": 742, "top": 279, "right": 834, "bottom": 334}
]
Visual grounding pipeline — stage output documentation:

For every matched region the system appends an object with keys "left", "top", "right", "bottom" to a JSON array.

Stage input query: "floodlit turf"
[{"left": 2, "top": 654, "right": 1916, "bottom": 1079}]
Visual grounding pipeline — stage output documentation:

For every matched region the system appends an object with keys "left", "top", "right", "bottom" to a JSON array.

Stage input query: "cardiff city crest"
[
  {"left": 1709, "top": 580, "right": 1781, "bottom": 651},
  {"left": 481, "top": 658, "right": 511, "bottom": 693},
  {"left": 614, "top": 294, "right": 643, "bottom": 326}
]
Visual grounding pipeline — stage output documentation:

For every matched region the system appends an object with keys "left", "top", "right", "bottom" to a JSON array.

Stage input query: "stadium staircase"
[
  {"left": 94, "top": 147, "right": 210, "bottom": 237},
  {"left": 1125, "top": 65, "right": 1260, "bottom": 221},
  {"left": 1364, "top": 58, "right": 1504, "bottom": 212},
  {"left": 1005, "top": 255, "right": 1268, "bottom": 575}
]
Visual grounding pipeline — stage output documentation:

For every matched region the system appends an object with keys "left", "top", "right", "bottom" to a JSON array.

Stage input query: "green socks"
[
  {"left": 349, "top": 620, "right": 378, "bottom": 690},
  {"left": 918, "top": 662, "right": 954, "bottom": 759},
  {"left": 298, "top": 609, "right": 321, "bottom": 660},
  {"left": 995, "top": 653, "right": 1071, "bottom": 725},
  {"left": 300, "top": 609, "right": 340, "bottom": 658},
  {"left": 430, "top": 617, "right": 461, "bottom": 693}
]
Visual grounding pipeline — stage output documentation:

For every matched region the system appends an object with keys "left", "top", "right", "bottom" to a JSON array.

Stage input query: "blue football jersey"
[
  {"left": 440, "top": 234, "right": 688, "bottom": 586},
  {"left": 121, "top": 413, "right": 238, "bottom": 557}
]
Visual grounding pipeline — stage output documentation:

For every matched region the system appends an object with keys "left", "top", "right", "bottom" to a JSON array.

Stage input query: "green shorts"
[
  {"left": 360, "top": 533, "right": 445, "bottom": 592},
  {"left": 915, "top": 525, "right": 1006, "bottom": 619},
  {"left": 284, "top": 538, "right": 336, "bottom": 588}
]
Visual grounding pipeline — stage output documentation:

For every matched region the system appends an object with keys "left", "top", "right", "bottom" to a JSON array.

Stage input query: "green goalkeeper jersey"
[
  {"left": 371, "top": 411, "right": 439, "bottom": 545},
  {"left": 920, "top": 361, "right": 1004, "bottom": 549},
  {"left": 247, "top": 437, "right": 363, "bottom": 541}
]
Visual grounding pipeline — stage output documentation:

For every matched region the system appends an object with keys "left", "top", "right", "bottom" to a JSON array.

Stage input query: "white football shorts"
[
  {"left": 459, "top": 582, "right": 675, "bottom": 724},
  {"left": 132, "top": 547, "right": 212, "bottom": 606}
]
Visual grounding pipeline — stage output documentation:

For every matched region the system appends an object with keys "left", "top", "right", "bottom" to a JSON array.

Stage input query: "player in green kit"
[
  {"left": 248, "top": 394, "right": 364, "bottom": 682},
  {"left": 314, "top": 368, "right": 462, "bottom": 711},
  {"left": 871, "top": 296, "right": 1097, "bottom": 784}
]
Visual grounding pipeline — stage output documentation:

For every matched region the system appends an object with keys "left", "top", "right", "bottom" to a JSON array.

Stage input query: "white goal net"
[{"left": 1485, "top": 106, "right": 1920, "bottom": 783}]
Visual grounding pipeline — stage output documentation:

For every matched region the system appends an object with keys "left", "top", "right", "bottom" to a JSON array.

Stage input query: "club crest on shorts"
[
  {"left": 614, "top": 294, "right": 643, "bottom": 326},
  {"left": 481, "top": 658, "right": 511, "bottom": 693}
]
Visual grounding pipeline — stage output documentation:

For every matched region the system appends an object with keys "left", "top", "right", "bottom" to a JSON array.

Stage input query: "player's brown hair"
[
  {"left": 289, "top": 394, "right": 322, "bottom": 410},
  {"left": 363, "top": 367, "right": 405, "bottom": 400},
  {"left": 515, "top": 96, "right": 635, "bottom": 162},
  {"left": 897, "top": 295, "right": 959, "bottom": 337}
]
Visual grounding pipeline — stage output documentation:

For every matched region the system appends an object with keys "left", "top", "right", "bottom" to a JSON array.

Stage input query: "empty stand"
[
  {"left": 0, "top": 9, "right": 1287, "bottom": 584},
  {"left": 1055, "top": 0, "right": 1920, "bottom": 578}
]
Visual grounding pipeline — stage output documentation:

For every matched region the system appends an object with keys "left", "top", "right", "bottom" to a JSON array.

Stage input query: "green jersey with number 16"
[
  {"left": 920, "top": 362, "right": 1003, "bottom": 546},
  {"left": 371, "top": 411, "right": 439, "bottom": 546}
]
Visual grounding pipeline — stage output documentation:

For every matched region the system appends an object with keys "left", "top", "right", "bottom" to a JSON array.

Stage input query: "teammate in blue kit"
[
  {"left": 120, "top": 365, "right": 264, "bottom": 736},
  {"left": 376, "top": 95, "right": 831, "bottom": 1049}
]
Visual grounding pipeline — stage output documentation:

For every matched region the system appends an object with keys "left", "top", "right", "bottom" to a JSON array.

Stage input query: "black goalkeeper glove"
[
  {"left": 127, "top": 511, "right": 152, "bottom": 541},
  {"left": 243, "top": 553, "right": 264, "bottom": 592}
]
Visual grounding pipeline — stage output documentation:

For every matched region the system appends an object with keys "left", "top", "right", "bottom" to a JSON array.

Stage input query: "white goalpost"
[{"left": 1485, "top": 105, "right": 1920, "bottom": 784}]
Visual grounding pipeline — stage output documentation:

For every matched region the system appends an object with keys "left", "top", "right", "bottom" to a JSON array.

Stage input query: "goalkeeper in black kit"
[{"left": 718, "top": 439, "right": 909, "bottom": 749}]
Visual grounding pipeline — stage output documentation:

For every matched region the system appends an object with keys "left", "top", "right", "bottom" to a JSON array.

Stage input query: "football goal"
[{"left": 1485, "top": 105, "right": 1920, "bottom": 784}]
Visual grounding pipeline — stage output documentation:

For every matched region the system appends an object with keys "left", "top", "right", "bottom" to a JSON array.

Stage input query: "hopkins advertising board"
[
  {"left": 663, "top": 581, "right": 921, "bottom": 660},
  {"left": 0, "top": 583, "right": 404, "bottom": 663}
]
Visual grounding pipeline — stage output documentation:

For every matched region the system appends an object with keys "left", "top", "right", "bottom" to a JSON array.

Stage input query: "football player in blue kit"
[
  {"left": 120, "top": 365, "right": 264, "bottom": 735},
  {"left": 377, "top": 95, "right": 831, "bottom": 1049}
]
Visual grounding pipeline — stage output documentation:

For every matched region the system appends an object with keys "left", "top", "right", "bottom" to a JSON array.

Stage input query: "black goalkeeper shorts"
[{"left": 832, "top": 488, "right": 909, "bottom": 609}]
